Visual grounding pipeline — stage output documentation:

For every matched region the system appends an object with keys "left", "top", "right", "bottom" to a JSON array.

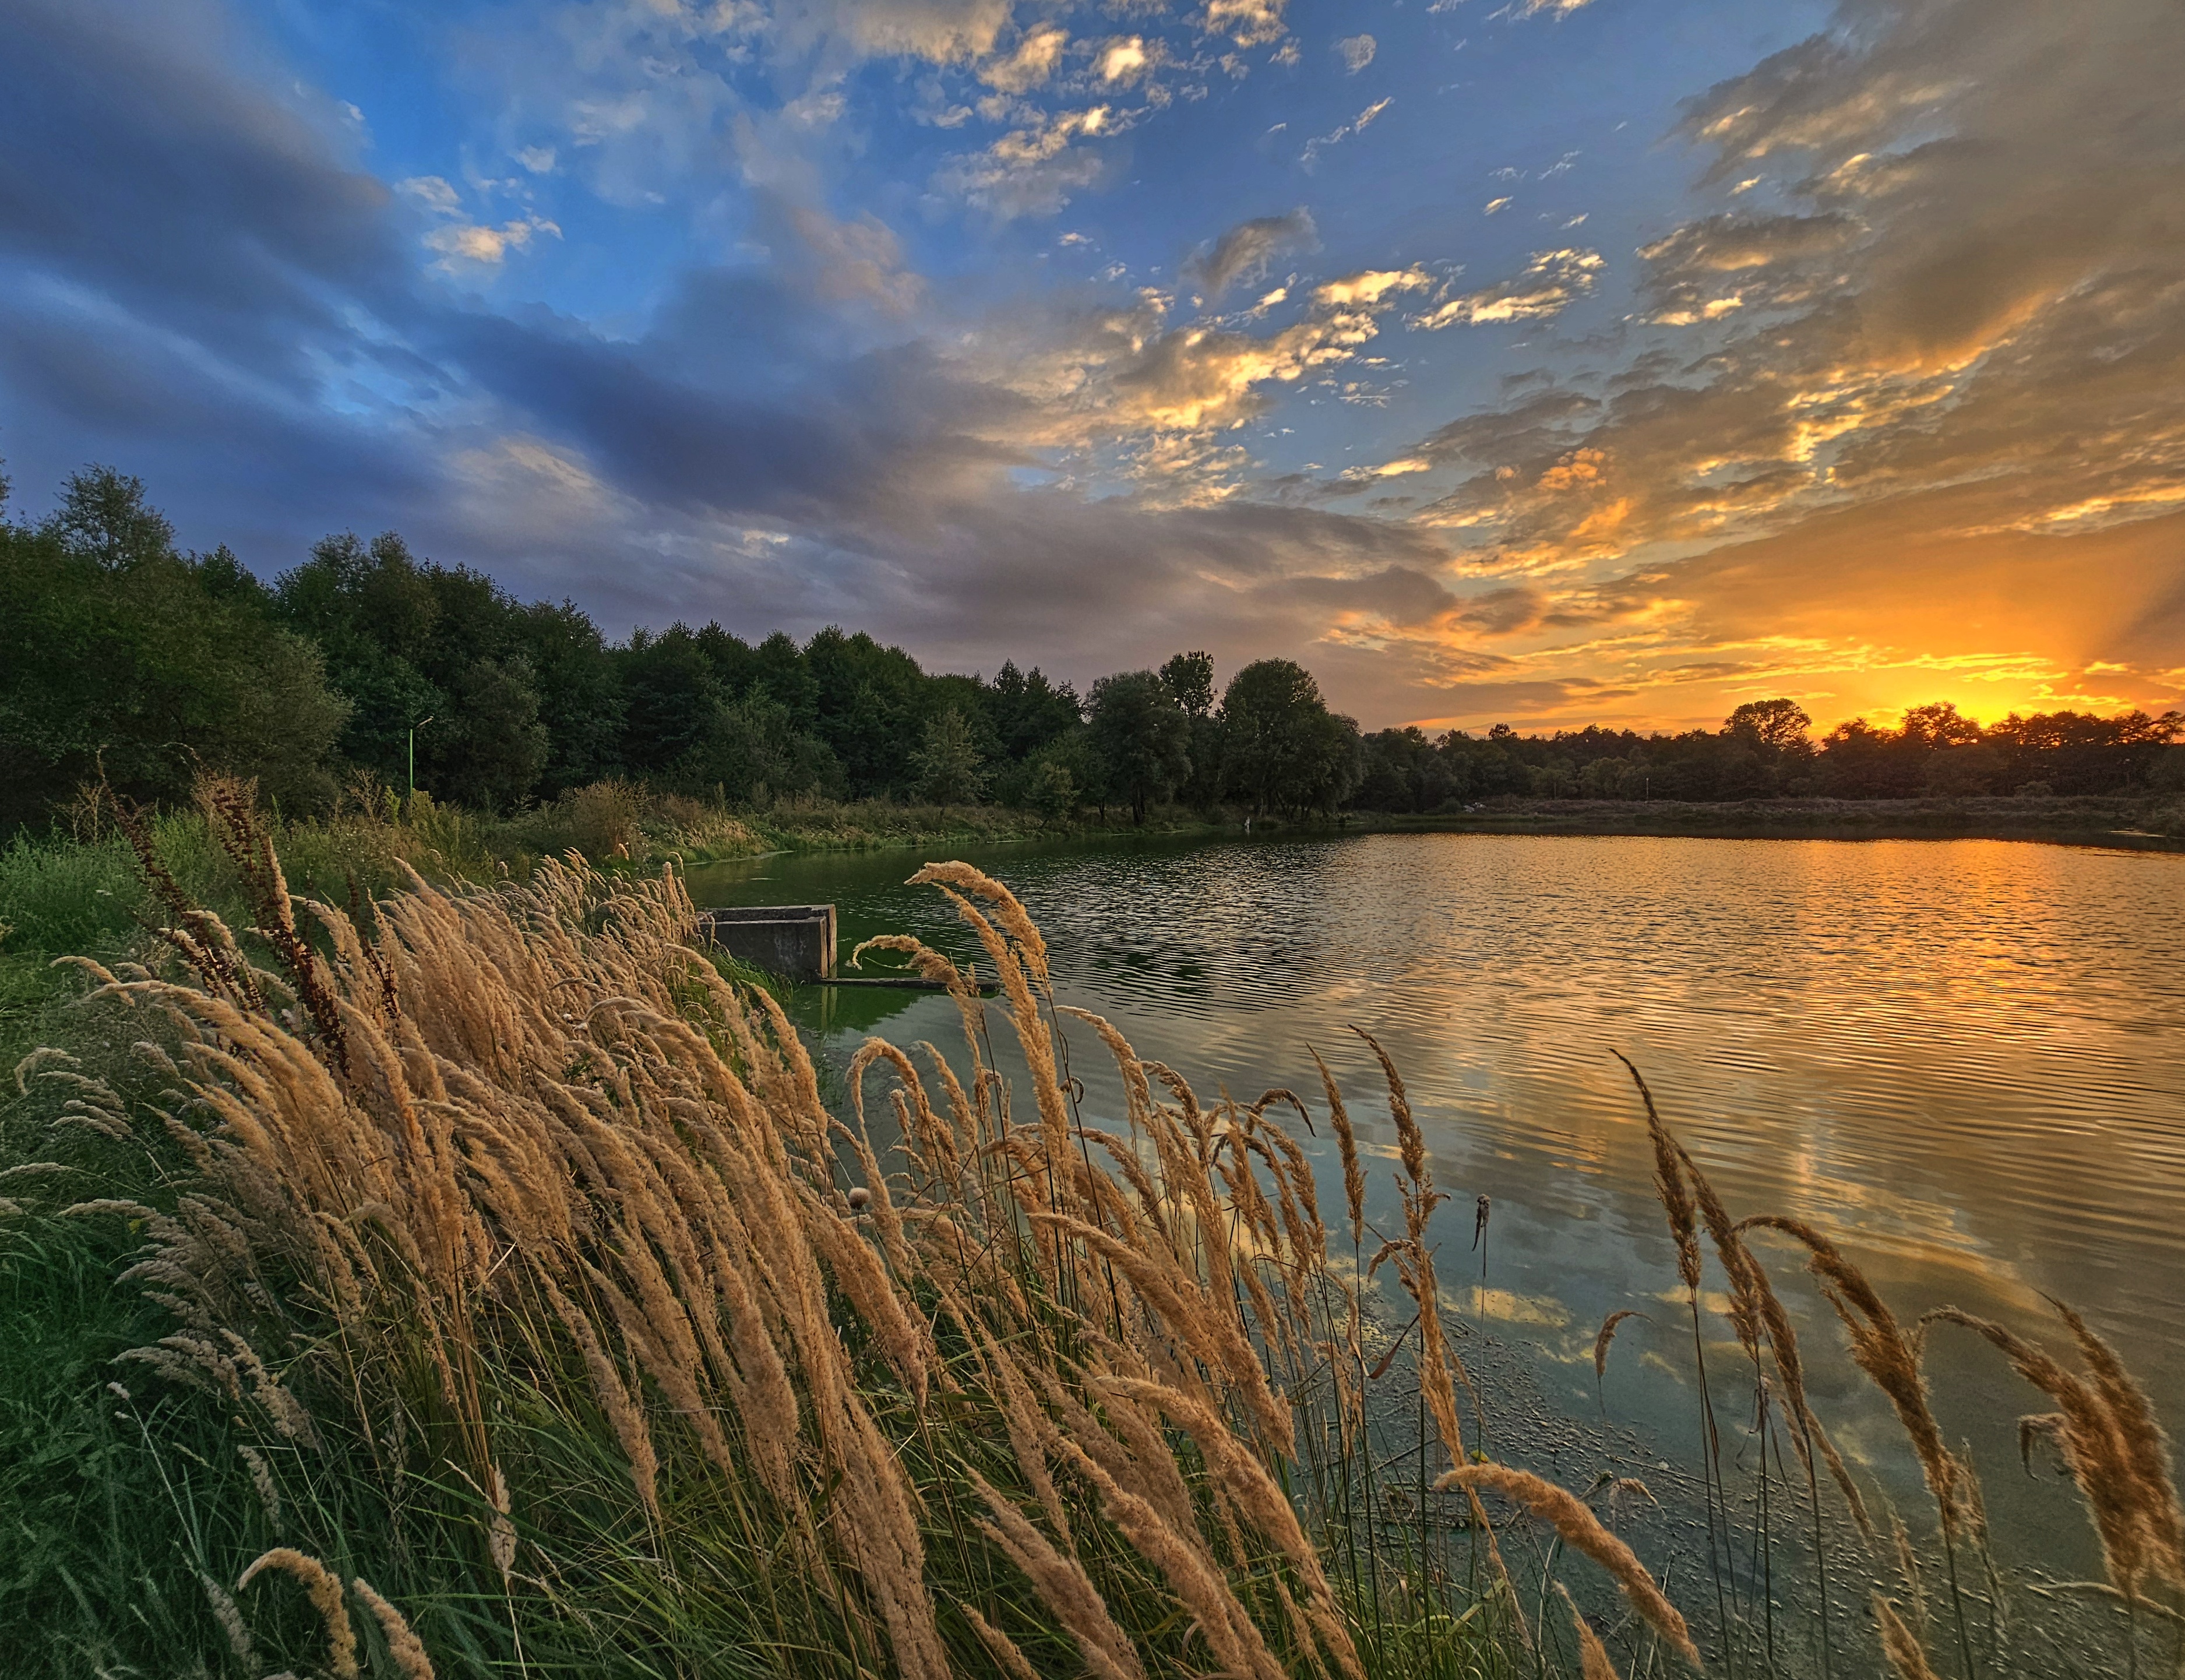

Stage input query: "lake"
[{"left": 686, "top": 829, "right": 2185, "bottom": 1623}]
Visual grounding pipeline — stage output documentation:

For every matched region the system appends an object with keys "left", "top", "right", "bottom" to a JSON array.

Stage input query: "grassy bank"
[
  {"left": 8, "top": 783, "right": 2177, "bottom": 1077},
  {"left": 2, "top": 781, "right": 2179, "bottom": 1678},
  {"left": 0, "top": 788, "right": 1215, "bottom": 1068},
  {"left": 747, "top": 796, "right": 1222, "bottom": 855}
]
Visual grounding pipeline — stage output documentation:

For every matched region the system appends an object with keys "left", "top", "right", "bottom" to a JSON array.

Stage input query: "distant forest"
[{"left": 5, "top": 463, "right": 2181, "bottom": 832}]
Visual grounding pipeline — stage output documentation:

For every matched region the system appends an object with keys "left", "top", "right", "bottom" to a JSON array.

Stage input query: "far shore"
[
  {"left": 1345, "top": 793, "right": 2184, "bottom": 852},
  {"left": 720, "top": 791, "right": 2184, "bottom": 861}
]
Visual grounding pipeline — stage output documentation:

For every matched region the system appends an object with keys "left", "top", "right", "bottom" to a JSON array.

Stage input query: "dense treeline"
[
  {"left": 1355, "top": 694, "right": 2185, "bottom": 811},
  {"left": 3, "top": 463, "right": 2180, "bottom": 832}
]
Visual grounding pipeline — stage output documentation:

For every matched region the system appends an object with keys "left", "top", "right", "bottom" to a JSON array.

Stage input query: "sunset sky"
[{"left": 3, "top": 0, "right": 2180, "bottom": 732}]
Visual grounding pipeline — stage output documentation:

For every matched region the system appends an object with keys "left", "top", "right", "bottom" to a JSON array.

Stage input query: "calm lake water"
[{"left": 686, "top": 830, "right": 2185, "bottom": 1618}]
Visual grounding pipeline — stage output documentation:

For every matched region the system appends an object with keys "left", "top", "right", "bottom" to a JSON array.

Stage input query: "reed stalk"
[{"left": 3, "top": 781, "right": 2170, "bottom": 1680}]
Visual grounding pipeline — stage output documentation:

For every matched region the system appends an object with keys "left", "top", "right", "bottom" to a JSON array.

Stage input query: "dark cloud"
[
  {"left": 7, "top": 0, "right": 2183, "bottom": 739},
  {"left": 0, "top": 0, "right": 410, "bottom": 384},
  {"left": 1185, "top": 208, "right": 1319, "bottom": 300}
]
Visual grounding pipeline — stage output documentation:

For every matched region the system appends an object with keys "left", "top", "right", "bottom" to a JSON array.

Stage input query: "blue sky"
[{"left": 3, "top": 0, "right": 2181, "bottom": 730}]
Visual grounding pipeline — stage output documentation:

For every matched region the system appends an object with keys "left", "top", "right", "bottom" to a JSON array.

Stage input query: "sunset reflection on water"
[{"left": 690, "top": 830, "right": 2185, "bottom": 1578}]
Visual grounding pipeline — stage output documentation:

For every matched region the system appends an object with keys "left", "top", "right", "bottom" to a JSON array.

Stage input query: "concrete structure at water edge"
[{"left": 696, "top": 904, "right": 837, "bottom": 980}]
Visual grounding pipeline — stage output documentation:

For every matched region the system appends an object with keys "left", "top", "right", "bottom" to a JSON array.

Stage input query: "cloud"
[
  {"left": 1411, "top": 248, "right": 1602, "bottom": 327},
  {"left": 778, "top": 201, "right": 926, "bottom": 313},
  {"left": 934, "top": 106, "right": 1123, "bottom": 218},
  {"left": 1312, "top": 266, "right": 1432, "bottom": 307},
  {"left": 1098, "top": 36, "right": 1153, "bottom": 84},
  {"left": 1335, "top": 33, "right": 1376, "bottom": 72},
  {"left": 398, "top": 175, "right": 464, "bottom": 215},
  {"left": 1308, "top": 0, "right": 2185, "bottom": 727},
  {"left": 1186, "top": 207, "right": 1319, "bottom": 298},
  {"left": 826, "top": 0, "right": 1015, "bottom": 63},
  {"left": 1634, "top": 210, "right": 1859, "bottom": 321},
  {"left": 1301, "top": 96, "right": 1393, "bottom": 167},
  {"left": 423, "top": 214, "right": 562, "bottom": 266},
  {"left": 397, "top": 171, "right": 564, "bottom": 269},
  {"left": 1203, "top": 0, "right": 1288, "bottom": 48},
  {"left": 977, "top": 23, "right": 1069, "bottom": 92},
  {"left": 9, "top": 0, "right": 2184, "bottom": 739}
]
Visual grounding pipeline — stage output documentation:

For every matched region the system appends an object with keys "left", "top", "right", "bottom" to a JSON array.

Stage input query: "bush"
[{"left": 0, "top": 834, "right": 144, "bottom": 956}]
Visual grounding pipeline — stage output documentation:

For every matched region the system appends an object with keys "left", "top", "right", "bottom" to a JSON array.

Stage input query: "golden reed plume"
[{"left": 30, "top": 783, "right": 2172, "bottom": 1680}]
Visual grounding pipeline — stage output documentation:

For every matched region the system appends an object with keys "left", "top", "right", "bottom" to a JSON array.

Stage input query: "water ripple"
[{"left": 690, "top": 830, "right": 2185, "bottom": 1562}]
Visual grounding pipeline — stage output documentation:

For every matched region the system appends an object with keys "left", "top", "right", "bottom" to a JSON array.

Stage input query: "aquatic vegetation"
[{"left": 1, "top": 781, "right": 2177, "bottom": 1677}]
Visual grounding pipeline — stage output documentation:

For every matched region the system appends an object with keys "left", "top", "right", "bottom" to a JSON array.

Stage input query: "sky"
[{"left": 2, "top": 0, "right": 2181, "bottom": 734}]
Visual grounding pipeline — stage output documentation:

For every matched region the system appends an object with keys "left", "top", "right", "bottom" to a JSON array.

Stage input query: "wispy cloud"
[
  {"left": 1411, "top": 248, "right": 1601, "bottom": 326},
  {"left": 1301, "top": 96, "right": 1393, "bottom": 167}
]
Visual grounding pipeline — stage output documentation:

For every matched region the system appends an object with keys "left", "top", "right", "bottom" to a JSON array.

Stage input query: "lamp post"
[{"left": 408, "top": 716, "right": 434, "bottom": 798}]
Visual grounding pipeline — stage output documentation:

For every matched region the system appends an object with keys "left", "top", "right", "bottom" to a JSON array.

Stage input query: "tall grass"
[{"left": 1, "top": 781, "right": 2177, "bottom": 1678}]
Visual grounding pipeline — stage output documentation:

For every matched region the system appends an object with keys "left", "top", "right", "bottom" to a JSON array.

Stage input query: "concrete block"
[{"left": 696, "top": 904, "right": 837, "bottom": 980}]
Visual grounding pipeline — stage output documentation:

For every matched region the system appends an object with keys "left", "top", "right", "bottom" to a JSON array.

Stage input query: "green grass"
[
  {"left": 6, "top": 791, "right": 2170, "bottom": 1679},
  {"left": 0, "top": 817, "right": 1539, "bottom": 1680}
]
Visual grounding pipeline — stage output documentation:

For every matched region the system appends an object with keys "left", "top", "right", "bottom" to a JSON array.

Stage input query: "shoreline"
[
  {"left": 1351, "top": 796, "right": 2185, "bottom": 853},
  {"left": 713, "top": 793, "right": 2184, "bottom": 861}
]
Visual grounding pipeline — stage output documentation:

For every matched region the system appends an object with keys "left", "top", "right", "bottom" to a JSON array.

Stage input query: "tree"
[
  {"left": 43, "top": 466, "right": 177, "bottom": 572},
  {"left": 1029, "top": 758, "right": 1077, "bottom": 823},
  {"left": 1357, "top": 726, "right": 1460, "bottom": 813},
  {"left": 436, "top": 658, "right": 549, "bottom": 812},
  {"left": 807, "top": 626, "right": 932, "bottom": 797},
  {"left": 1724, "top": 698, "right": 1813, "bottom": 754},
  {"left": 1219, "top": 659, "right": 1361, "bottom": 816},
  {"left": 676, "top": 693, "right": 841, "bottom": 804},
  {"left": 1088, "top": 671, "right": 1192, "bottom": 823},
  {"left": 521, "top": 599, "right": 625, "bottom": 794},
  {"left": 910, "top": 707, "right": 988, "bottom": 804},
  {"left": 2, "top": 475, "right": 347, "bottom": 825},
  {"left": 986, "top": 660, "right": 1083, "bottom": 763},
  {"left": 618, "top": 626, "right": 728, "bottom": 773},
  {"left": 1159, "top": 651, "right": 1215, "bottom": 719},
  {"left": 1897, "top": 701, "right": 1982, "bottom": 750}
]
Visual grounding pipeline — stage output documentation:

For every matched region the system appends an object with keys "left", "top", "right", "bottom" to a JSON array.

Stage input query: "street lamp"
[{"left": 408, "top": 715, "right": 434, "bottom": 798}]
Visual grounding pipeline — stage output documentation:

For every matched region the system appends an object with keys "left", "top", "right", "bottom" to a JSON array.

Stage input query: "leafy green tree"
[
  {"left": 1088, "top": 671, "right": 1191, "bottom": 823},
  {"left": 1158, "top": 650, "right": 1215, "bottom": 719},
  {"left": 1218, "top": 659, "right": 1361, "bottom": 816},
  {"left": 521, "top": 600, "right": 625, "bottom": 793},
  {"left": 984, "top": 660, "right": 1083, "bottom": 765},
  {"left": 1356, "top": 726, "right": 1461, "bottom": 812},
  {"left": 2, "top": 473, "right": 347, "bottom": 826},
  {"left": 42, "top": 466, "right": 178, "bottom": 572},
  {"left": 618, "top": 626, "right": 728, "bottom": 773},
  {"left": 676, "top": 694, "right": 843, "bottom": 804},
  {"left": 277, "top": 532, "right": 449, "bottom": 788},
  {"left": 1527, "top": 756, "right": 1580, "bottom": 798},
  {"left": 750, "top": 631, "right": 820, "bottom": 728},
  {"left": 437, "top": 658, "right": 549, "bottom": 812},
  {"left": 909, "top": 706, "right": 988, "bottom": 804},
  {"left": 808, "top": 627, "right": 932, "bottom": 797},
  {"left": 1029, "top": 757, "right": 1077, "bottom": 823},
  {"left": 1898, "top": 702, "right": 1983, "bottom": 750}
]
